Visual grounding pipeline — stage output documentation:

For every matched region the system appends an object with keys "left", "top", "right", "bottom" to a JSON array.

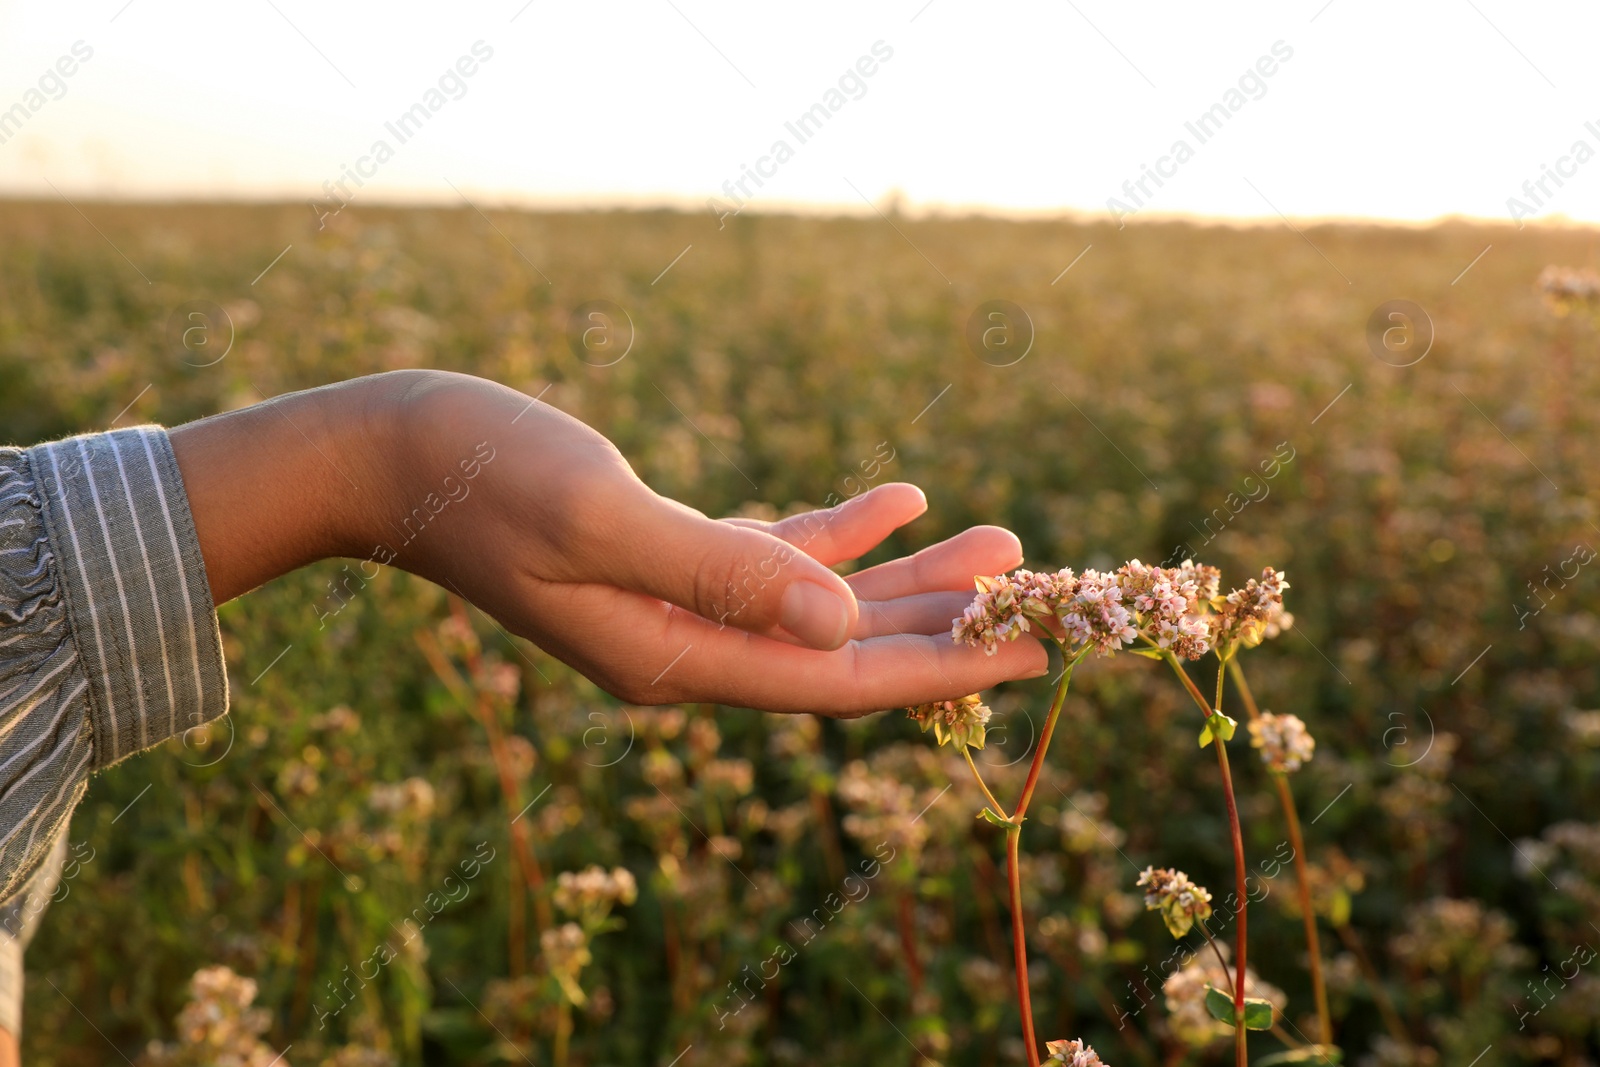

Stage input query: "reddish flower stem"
[
  {"left": 1212, "top": 726, "right": 1249, "bottom": 1067},
  {"left": 1011, "top": 652, "right": 1079, "bottom": 825},
  {"left": 1212, "top": 663, "right": 1249, "bottom": 1067},
  {"left": 1163, "top": 651, "right": 1248, "bottom": 1067},
  {"left": 1006, "top": 826, "right": 1041, "bottom": 1067},
  {"left": 1230, "top": 659, "right": 1334, "bottom": 1047},
  {"left": 984, "top": 646, "right": 1082, "bottom": 1066},
  {"left": 897, "top": 891, "right": 924, "bottom": 1000},
  {"left": 1275, "top": 773, "right": 1332, "bottom": 1045}
]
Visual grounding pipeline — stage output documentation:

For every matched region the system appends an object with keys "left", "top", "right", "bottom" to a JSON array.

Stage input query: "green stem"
[
  {"left": 963, "top": 747, "right": 1009, "bottom": 821},
  {"left": 1226, "top": 658, "right": 1261, "bottom": 723},
  {"left": 1214, "top": 664, "right": 1227, "bottom": 728},
  {"left": 1162, "top": 647, "right": 1215, "bottom": 718},
  {"left": 1011, "top": 643, "right": 1086, "bottom": 825}
]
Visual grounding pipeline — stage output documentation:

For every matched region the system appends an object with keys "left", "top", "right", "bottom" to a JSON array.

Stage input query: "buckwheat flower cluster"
[
  {"left": 1119, "top": 560, "right": 1211, "bottom": 659},
  {"left": 952, "top": 574, "right": 1034, "bottom": 654},
  {"left": 1046, "top": 1038, "right": 1107, "bottom": 1066},
  {"left": 1175, "top": 559, "right": 1222, "bottom": 602},
  {"left": 1057, "top": 569, "right": 1140, "bottom": 656},
  {"left": 1138, "top": 866, "right": 1214, "bottom": 938},
  {"left": 952, "top": 567, "right": 1088, "bottom": 655},
  {"left": 1249, "top": 711, "right": 1316, "bottom": 773},
  {"left": 836, "top": 760, "right": 933, "bottom": 861},
  {"left": 906, "top": 694, "right": 993, "bottom": 750},
  {"left": 1011, "top": 566, "right": 1077, "bottom": 620},
  {"left": 1211, "top": 567, "right": 1290, "bottom": 650},
  {"left": 952, "top": 562, "right": 1224, "bottom": 661},
  {"left": 141, "top": 965, "right": 280, "bottom": 1067},
  {"left": 553, "top": 865, "right": 638, "bottom": 921}
]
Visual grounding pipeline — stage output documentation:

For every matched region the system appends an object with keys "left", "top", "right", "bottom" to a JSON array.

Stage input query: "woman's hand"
[{"left": 174, "top": 370, "right": 1048, "bottom": 716}]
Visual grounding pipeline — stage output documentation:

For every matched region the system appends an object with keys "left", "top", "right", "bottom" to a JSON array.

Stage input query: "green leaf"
[
  {"left": 1200, "top": 712, "right": 1239, "bottom": 747},
  {"left": 1243, "top": 996, "right": 1275, "bottom": 1030},
  {"left": 1129, "top": 647, "right": 1166, "bottom": 660},
  {"left": 1256, "top": 1046, "right": 1345, "bottom": 1067},
  {"left": 1205, "top": 985, "right": 1235, "bottom": 1024},
  {"left": 977, "top": 807, "right": 1010, "bottom": 827},
  {"left": 1203, "top": 988, "right": 1272, "bottom": 1030}
]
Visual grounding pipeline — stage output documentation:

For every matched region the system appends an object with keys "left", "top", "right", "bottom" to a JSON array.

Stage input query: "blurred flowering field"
[{"left": 2, "top": 201, "right": 1599, "bottom": 1066}]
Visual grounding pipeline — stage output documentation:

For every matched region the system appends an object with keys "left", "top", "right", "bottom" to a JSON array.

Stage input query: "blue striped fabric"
[{"left": 0, "top": 425, "right": 230, "bottom": 1036}]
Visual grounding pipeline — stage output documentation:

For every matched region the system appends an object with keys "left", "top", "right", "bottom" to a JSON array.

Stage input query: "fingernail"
[{"left": 780, "top": 580, "right": 851, "bottom": 649}]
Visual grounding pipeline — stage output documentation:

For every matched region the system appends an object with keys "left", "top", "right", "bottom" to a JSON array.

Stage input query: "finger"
[
  {"left": 515, "top": 579, "right": 1050, "bottom": 716},
  {"left": 768, "top": 482, "right": 927, "bottom": 566},
  {"left": 723, "top": 482, "right": 928, "bottom": 567},
  {"left": 853, "top": 591, "right": 977, "bottom": 639},
  {"left": 666, "top": 619, "right": 1049, "bottom": 716},
  {"left": 846, "top": 525, "right": 1024, "bottom": 601},
  {"left": 598, "top": 491, "right": 860, "bottom": 650}
]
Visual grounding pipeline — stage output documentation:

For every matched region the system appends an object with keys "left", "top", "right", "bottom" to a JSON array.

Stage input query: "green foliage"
[
  {"left": 1203, "top": 985, "right": 1273, "bottom": 1030},
  {"left": 1198, "top": 712, "right": 1238, "bottom": 748}
]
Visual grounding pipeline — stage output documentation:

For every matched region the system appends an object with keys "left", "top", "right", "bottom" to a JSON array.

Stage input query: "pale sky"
[{"left": 1, "top": 1, "right": 1598, "bottom": 225}]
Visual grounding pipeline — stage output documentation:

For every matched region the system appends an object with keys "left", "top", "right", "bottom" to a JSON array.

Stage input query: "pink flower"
[
  {"left": 1046, "top": 1038, "right": 1107, "bottom": 1066},
  {"left": 1211, "top": 567, "right": 1290, "bottom": 650},
  {"left": 1058, "top": 569, "right": 1138, "bottom": 656},
  {"left": 1119, "top": 559, "right": 1211, "bottom": 659},
  {"left": 949, "top": 559, "right": 1279, "bottom": 663},
  {"left": 952, "top": 574, "right": 1032, "bottom": 656}
]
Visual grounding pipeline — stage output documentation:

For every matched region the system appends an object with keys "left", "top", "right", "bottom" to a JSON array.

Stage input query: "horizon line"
[{"left": 0, "top": 191, "right": 1593, "bottom": 233}]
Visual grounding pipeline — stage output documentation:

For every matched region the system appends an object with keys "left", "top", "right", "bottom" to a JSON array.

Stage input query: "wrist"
[
  {"left": 171, "top": 372, "right": 413, "bottom": 602},
  {"left": 334, "top": 369, "right": 500, "bottom": 578},
  {"left": 321, "top": 370, "right": 428, "bottom": 560}
]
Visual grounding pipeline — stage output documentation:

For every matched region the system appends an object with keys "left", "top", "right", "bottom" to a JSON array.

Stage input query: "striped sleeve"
[{"left": 25, "top": 426, "right": 229, "bottom": 770}]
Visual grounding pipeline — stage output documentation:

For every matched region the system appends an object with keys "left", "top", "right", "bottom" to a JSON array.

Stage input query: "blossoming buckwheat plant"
[{"left": 910, "top": 559, "right": 1337, "bottom": 1067}]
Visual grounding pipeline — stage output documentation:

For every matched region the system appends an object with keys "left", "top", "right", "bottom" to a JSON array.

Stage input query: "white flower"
[{"left": 1249, "top": 712, "right": 1315, "bottom": 773}]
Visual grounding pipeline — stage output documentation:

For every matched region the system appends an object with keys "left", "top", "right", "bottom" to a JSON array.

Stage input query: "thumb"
[{"left": 607, "top": 495, "right": 860, "bottom": 649}]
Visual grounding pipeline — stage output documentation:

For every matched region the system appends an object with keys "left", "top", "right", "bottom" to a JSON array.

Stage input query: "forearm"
[
  {"left": 168, "top": 373, "right": 408, "bottom": 604},
  {"left": 164, "top": 368, "right": 1047, "bottom": 711}
]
